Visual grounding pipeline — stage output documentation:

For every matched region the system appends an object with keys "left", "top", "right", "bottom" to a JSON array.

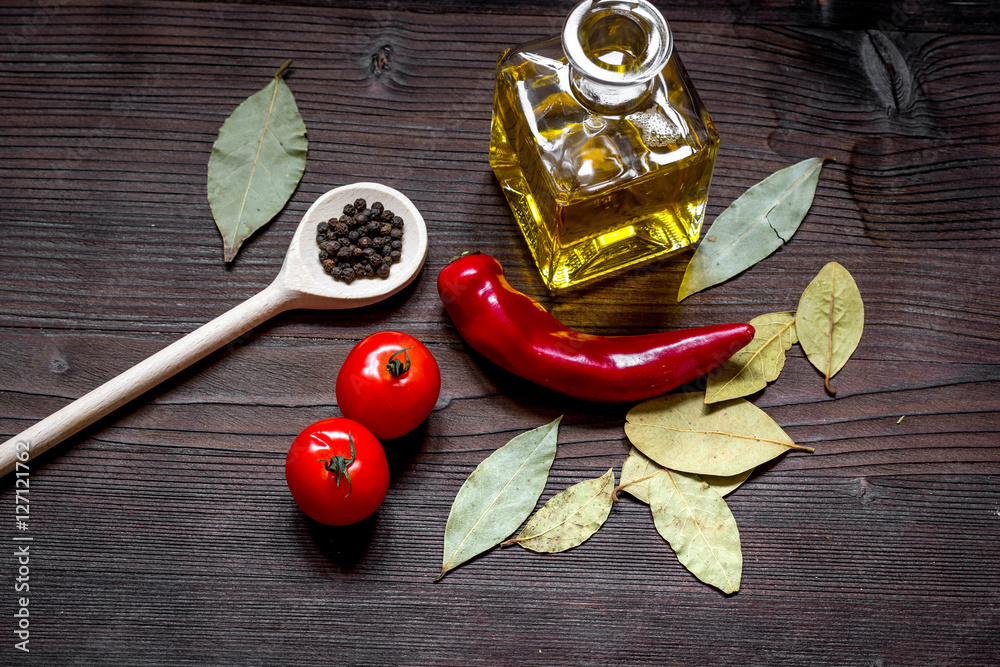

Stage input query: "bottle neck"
[{"left": 562, "top": 0, "right": 673, "bottom": 115}]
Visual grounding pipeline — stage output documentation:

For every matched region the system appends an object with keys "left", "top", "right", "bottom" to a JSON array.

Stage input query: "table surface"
[{"left": 2, "top": 0, "right": 999, "bottom": 664}]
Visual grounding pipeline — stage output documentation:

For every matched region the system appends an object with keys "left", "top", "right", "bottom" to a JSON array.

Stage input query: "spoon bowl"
[
  {"left": 0, "top": 182, "right": 430, "bottom": 476},
  {"left": 281, "top": 182, "right": 429, "bottom": 309}
]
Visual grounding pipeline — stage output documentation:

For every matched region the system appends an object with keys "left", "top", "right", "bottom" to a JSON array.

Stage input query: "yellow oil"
[{"left": 489, "top": 40, "right": 719, "bottom": 290}]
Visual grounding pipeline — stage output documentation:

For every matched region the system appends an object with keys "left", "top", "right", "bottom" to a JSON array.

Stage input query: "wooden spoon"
[{"left": 0, "top": 182, "right": 429, "bottom": 476}]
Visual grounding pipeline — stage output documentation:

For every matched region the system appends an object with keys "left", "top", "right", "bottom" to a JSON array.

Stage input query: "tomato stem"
[
  {"left": 386, "top": 347, "right": 414, "bottom": 377},
  {"left": 318, "top": 432, "right": 356, "bottom": 496}
]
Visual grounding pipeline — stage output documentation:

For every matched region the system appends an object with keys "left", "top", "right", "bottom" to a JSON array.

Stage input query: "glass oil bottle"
[{"left": 489, "top": 0, "right": 719, "bottom": 290}]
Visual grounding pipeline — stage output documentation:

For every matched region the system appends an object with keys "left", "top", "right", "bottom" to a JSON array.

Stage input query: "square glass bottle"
[{"left": 489, "top": 0, "right": 719, "bottom": 290}]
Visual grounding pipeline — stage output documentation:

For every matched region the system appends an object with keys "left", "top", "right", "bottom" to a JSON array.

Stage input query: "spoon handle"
[{"left": 0, "top": 283, "right": 296, "bottom": 476}]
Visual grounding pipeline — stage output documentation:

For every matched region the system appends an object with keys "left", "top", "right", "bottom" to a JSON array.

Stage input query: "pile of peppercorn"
[{"left": 316, "top": 198, "right": 404, "bottom": 283}]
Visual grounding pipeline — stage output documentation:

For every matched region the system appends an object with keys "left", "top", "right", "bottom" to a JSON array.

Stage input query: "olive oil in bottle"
[{"left": 490, "top": 0, "right": 719, "bottom": 290}]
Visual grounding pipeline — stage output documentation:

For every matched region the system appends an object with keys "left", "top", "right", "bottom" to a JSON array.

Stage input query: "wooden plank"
[
  {"left": 2, "top": 326, "right": 998, "bottom": 480},
  {"left": 1, "top": 7, "right": 998, "bottom": 338},
  {"left": 11, "top": 444, "right": 1000, "bottom": 663},
  {"left": 191, "top": 0, "right": 1000, "bottom": 34}
]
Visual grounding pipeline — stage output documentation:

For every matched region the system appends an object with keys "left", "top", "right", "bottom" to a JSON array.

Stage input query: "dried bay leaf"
[
  {"left": 702, "top": 470, "right": 753, "bottom": 498},
  {"left": 207, "top": 60, "right": 308, "bottom": 262},
  {"left": 705, "top": 312, "right": 798, "bottom": 403},
  {"left": 678, "top": 158, "right": 829, "bottom": 301},
  {"left": 650, "top": 469, "right": 742, "bottom": 594},
  {"left": 436, "top": 417, "right": 561, "bottom": 581},
  {"left": 503, "top": 469, "right": 615, "bottom": 553},
  {"left": 625, "top": 393, "right": 812, "bottom": 477},
  {"left": 796, "top": 262, "right": 864, "bottom": 394},
  {"left": 618, "top": 447, "right": 662, "bottom": 503},
  {"left": 619, "top": 447, "right": 750, "bottom": 504}
]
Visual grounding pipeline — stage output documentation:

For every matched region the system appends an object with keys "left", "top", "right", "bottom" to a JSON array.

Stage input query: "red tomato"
[
  {"left": 336, "top": 331, "right": 441, "bottom": 440},
  {"left": 285, "top": 418, "right": 389, "bottom": 526}
]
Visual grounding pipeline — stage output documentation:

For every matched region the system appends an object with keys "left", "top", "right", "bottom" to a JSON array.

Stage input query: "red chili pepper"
[{"left": 438, "top": 253, "right": 754, "bottom": 403}]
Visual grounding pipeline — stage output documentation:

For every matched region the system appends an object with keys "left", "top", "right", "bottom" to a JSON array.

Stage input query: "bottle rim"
[{"left": 562, "top": 0, "right": 673, "bottom": 87}]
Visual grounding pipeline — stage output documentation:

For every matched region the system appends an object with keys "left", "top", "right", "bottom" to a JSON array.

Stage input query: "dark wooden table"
[{"left": 2, "top": 1, "right": 999, "bottom": 664}]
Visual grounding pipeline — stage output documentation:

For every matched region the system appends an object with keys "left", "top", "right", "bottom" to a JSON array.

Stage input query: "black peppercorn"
[{"left": 316, "top": 199, "right": 404, "bottom": 284}]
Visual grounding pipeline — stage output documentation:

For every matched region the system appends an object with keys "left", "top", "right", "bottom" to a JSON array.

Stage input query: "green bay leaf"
[
  {"left": 705, "top": 312, "right": 798, "bottom": 403},
  {"left": 796, "top": 262, "right": 864, "bottom": 395},
  {"left": 625, "top": 393, "right": 811, "bottom": 477},
  {"left": 650, "top": 469, "right": 742, "bottom": 594},
  {"left": 505, "top": 468, "right": 614, "bottom": 553},
  {"left": 678, "top": 158, "right": 829, "bottom": 301},
  {"left": 619, "top": 447, "right": 750, "bottom": 504},
  {"left": 207, "top": 60, "right": 308, "bottom": 262},
  {"left": 437, "top": 416, "right": 561, "bottom": 581}
]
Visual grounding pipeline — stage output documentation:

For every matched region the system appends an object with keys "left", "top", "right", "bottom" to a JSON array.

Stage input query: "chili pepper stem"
[{"left": 447, "top": 250, "right": 481, "bottom": 264}]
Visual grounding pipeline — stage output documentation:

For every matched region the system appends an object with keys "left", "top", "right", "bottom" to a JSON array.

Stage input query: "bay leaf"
[
  {"left": 619, "top": 447, "right": 750, "bottom": 504},
  {"left": 678, "top": 158, "right": 829, "bottom": 301},
  {"left": 618, "top": 447, "right": 662, "bottom": 504},
  {"left": 625, "top": 393, "right": 812, "bottom": 477},
  {"left": 436, "top": 416, "right": 561, "bottom": 581},
  {"left": 702, "top": 470, "right": 753, "bottom": 498},
  {"left": 503, "top": 469, "right": 615, "bottom": 553},
  {"left": 207, "top": 60, "right": 308, "bottom": 262},
  {"left": 796, "top": 262, "right": 864, "bottom": 395},
  {"left": 650, "top": 469, "right": 742, "bottom": 594},
  {"left": 705, "top": 312, "right": 798, "bottom": 404}
]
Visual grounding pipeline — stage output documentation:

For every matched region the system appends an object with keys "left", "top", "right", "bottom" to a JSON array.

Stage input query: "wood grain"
[{"left": 1, "top": 0, "right": 998, "bottom": 664}]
